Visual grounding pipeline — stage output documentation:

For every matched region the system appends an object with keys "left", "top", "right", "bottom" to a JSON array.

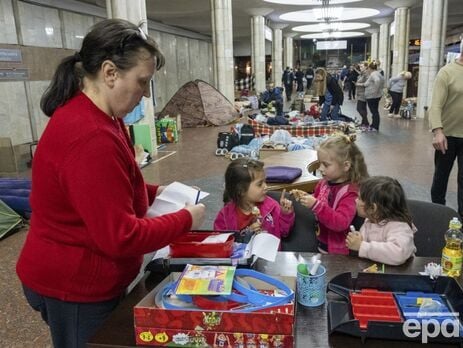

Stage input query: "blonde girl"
[{"left": 292, "top": 134, "right": 369, "bottom": 254}]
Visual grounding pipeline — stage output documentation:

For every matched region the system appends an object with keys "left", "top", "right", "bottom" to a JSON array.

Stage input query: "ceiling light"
[
  {"left": 293, "top": 22, "right": 370, "bottom": 32},
  {"left": 280, "top": 8, "right": 380, "bottom": 22},
  {"left": 300, "top": 31, "right": 364, "bottom": 39},
  {"left": 263, "top": 0, "right": 361, "bottom": 4}
]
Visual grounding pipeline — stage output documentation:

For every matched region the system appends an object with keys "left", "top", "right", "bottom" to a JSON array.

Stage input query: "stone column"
[
  {"left": 269, "top": 22, "right": 287, "bottom": 87},
  {"left": 284, "top": 33, "right": 297, "bottom": 70},
  {"left": 211, "top": 0, "right": 235, "bottom": 103},
  {"left": 391, "top": 8, "right": 410, "bottom": 76},
  {"left": 374, "top": 17, "right": 392, "bottom": 80},
  {"left": 416, "top": 0, "right": 448, "bottom": 118},
  {"left": 107, "top": 0, "right": 156, "bottom": 152},
  {"left": 385, "top": 1, "right": 418, "bottom": 76},
  {"left": 367, "top": 28, "right": 379, "bottom": 62},
  {"left": 250, "top": 15, "right": 266, "bottom": 94}
]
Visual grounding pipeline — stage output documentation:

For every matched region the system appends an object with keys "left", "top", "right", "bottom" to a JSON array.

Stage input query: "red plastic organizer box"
[{"left": 350, "top": 289, "right": 403, "bottom": 329}]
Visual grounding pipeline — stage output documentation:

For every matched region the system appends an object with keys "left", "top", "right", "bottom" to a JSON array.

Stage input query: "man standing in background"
[{"left": 429, "top": 35, "right": 463, "bottom": 219}]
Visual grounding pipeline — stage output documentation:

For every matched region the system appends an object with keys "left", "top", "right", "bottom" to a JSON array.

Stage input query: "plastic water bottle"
[{"left": 441, "top": 217, "right": 463, "bottom": 277}]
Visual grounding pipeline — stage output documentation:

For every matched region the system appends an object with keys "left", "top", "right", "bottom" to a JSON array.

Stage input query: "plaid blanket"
[{"left": 248, "top": 118, "right": 350, "bottom": 137}]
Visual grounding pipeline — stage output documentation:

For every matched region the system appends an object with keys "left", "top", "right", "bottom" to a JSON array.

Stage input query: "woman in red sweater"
[{"left": 16, "top": 19, "right": 205, "bottom": 347}]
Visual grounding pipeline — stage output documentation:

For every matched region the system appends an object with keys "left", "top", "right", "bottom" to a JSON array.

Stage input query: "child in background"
[
  {"left": 214, "top": 158, "right": 294, "bottom": 241},
  {"left": 346, "top": 176, "right": 417, "bottom": 265},
  {"left": 291, "top": 134, "right": 369, "bottom": 254}
]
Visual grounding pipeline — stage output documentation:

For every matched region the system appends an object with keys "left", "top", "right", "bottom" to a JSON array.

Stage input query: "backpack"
[
  {"left": 239, "top": 124, "right": 255, "bottom": 145},
  {"left": 217, "top": 132, "right": 239, "bottom": 151}
]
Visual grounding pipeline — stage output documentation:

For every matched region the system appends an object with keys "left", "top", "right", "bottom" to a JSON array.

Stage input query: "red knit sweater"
[{"left": 17, "top": 92, "right": 192, "bottom": 302}]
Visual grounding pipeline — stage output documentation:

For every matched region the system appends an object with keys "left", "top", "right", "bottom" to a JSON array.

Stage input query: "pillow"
[{"left": 265, "top": 166, "right": 302, "bottom": 183}]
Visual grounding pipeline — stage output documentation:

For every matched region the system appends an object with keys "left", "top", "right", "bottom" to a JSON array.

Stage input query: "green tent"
[{"left": 0, "top": 199, "right": 22, "bottom": 240}]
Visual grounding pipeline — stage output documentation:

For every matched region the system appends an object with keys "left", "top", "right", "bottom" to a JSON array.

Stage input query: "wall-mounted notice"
[
  {"left": 0, "top": 48, "right": 22, "bottom": 62},
  {"left": 0, "top": 68, "right": 29, "bottom": 80}
]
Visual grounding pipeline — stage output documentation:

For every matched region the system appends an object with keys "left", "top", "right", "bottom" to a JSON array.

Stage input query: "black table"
[{"left": 87, "top": 253, "right": 462, "bottom": 347}]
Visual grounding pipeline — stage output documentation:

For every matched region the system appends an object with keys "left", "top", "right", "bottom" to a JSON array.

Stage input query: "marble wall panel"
[
  {"left": 161, "top": 32, "right": 179, "bottom": 107},
  {"left": 28, "top": 81, "right": 50, "bottom": 139},
  {"left": 18, "top": 1, "right": 62, "bottom": 48},
  {"left": 188, "top": 39, "right": 200, "bottom": 81},
  {"left": 150, "top": 30, "right": 167, "bottom": 111},
  {"left": 0, "top": 0, "right": 18, "bottom": 44},
  {"left": 0, "top": 82, "right": 32, "bottom": 145},
  {"left": 176, "top": 36, "right": 190, "bottom": 87},
  {"left": 198, "top": 40, "right": 211, "bottom": 82},
  {"left": 62, "top": 12, "right": 95, "bottom": 49}
]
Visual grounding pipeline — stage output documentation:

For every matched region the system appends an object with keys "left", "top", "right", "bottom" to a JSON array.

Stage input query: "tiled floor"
[{"left": 0, "top": 97, "right": 458, "bottom": 347}]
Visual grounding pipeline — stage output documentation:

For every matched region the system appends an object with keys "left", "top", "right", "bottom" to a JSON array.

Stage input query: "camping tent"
[
  {"left": 158, "top": 79, "right": 239, "bottom": 127},
  {"left": 0, "top": 199, "right": 22, "bottom": 240}
]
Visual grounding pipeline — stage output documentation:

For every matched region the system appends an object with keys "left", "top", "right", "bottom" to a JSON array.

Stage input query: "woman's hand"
[
  {"left": 346, "top": 231, "right": 363, "bottom": 251},
  {"left": 156, "top": 185, "right": 166, "bottom": 196},
  {"left": 279, "top": 189, "right": 293, "bottom": 214},
  {"left": 185, "top": 203, "right": 206, "bottom": 230}
]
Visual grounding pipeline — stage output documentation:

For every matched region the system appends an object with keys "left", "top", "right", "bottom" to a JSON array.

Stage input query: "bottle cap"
[{"left": 449, "top": 217, "right": 462, "bottom": 230}]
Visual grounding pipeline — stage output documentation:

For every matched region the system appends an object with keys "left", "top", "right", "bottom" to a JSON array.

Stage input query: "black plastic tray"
[{"left": 327, "top": 272, "right": 463, "bottom": 345}]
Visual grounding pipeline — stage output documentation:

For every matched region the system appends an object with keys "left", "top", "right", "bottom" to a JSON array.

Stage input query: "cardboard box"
[{"left": 133, "top": 273, "right": 296, "bottom": 346}]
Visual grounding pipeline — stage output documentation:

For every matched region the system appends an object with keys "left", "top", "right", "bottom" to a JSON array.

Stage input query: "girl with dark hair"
[
  {"left": 346, "top": 176, "right": 417, "bottom": 265},
  {"left": 17, "top": 19, "right": 205, "bottom": 347},
  {"left": 214, "top": 158, "right": 294, "bottom": 243}
]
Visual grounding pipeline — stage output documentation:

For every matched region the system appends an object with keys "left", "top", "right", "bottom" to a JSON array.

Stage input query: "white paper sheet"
[
  {"left": 147, "top": 181, "right": 209, "bottom": 217},
  {"left": 244, "top": 233, "right": 280, "bottom": 262}
]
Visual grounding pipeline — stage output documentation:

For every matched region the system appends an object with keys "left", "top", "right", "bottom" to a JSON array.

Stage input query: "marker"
[{"left": 195, "top": 190, "right": 201, "bottom": 204}]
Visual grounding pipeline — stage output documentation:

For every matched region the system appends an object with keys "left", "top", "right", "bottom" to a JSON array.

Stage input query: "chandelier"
[{"left": 314, "top": 0, "right": 344, "bottom": 22}]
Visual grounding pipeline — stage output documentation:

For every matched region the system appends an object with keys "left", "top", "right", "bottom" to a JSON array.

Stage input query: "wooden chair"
[{"left": 307, "top": 160, "right": 320, "bottom": 176}]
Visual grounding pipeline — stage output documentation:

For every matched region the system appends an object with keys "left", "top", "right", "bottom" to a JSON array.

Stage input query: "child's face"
[
  {"left": 317, "top": 150, "right": 350, "bottom": 183},
  {"left": 245, "top": 170, "right": 267, "bottom": 205}
]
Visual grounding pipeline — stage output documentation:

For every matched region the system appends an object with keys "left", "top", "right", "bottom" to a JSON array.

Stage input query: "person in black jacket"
[
  {"left": 305, "top": 65, "right": 314, "bottom": 91},
  {"left": 282, "top": 67, "right": 294, "bottom": 101},
  {"left": 314, "top": 68, "right": 344, "bottom": 121}
]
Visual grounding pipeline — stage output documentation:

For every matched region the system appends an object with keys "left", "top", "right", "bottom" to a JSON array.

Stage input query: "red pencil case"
[{"left": 169, "top": 232, "right": 235, "bottom": 258}]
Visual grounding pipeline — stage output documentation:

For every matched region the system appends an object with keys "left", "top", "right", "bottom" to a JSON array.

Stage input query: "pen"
[{"left": 195, "top": 190, "right": 201, "bottom": 204}]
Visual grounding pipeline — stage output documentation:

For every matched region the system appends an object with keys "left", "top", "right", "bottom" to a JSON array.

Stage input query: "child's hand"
[
  {"left": 248, "top": 220, "right": 262, "bottom": 233},
  {"left": 279, "top": 189, "right": 294, "bottom": 214},
  {"left": 289, "top": 189, "right": 306, "bottom": 201},
  {"left": 346, "top": 231, "right": 363, "bottom": 251},
  {"left": 298, "top": 193, "right": 316, "bottom": 209}
]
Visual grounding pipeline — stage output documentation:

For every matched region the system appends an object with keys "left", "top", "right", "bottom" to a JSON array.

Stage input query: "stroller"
[{"left": 399, "top": 99, "right": 416, "bottom": 120}]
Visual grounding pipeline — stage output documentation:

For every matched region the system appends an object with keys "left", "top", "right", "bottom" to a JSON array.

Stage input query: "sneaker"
[
  {"left": 394, "top": 114, "right": 401, "bottom": 119},
  {"left": 388, "top": 113, "right": 394, "bottom": 118},
  {"left": 368, "top": 126, "right": 378, "bottom": 132}
]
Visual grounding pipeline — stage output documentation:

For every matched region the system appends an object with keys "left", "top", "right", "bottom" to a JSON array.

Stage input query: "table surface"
[
  {"left": 262, "top": 148, "right": 320, "bottom": 192},
  {"left": 87, "top": 253, "right": 462, "bottom": 348}
]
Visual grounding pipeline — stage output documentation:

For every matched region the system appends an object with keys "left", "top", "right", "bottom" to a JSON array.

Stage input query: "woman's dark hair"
[
  {"left": 41, "top": 19, "right": 165, "bottom": 117},
  {"left": 359, "top": 176, "right": 413, "bottom": 227},
  {"left": 223, "top": 158, "right": 264, "bottom": 206}
]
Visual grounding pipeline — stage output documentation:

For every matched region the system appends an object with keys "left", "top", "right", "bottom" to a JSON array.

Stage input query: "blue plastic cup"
[{"left": 296, "top": 264, "right": 327, "bottom": 307}]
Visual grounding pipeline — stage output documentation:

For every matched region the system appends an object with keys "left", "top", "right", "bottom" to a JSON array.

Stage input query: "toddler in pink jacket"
[
  {"left": 346, "top": 176, "right": 417, "bottom": 265},
  {"left": 214, "top": 158, "right": 294, "bottom": 241}
]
